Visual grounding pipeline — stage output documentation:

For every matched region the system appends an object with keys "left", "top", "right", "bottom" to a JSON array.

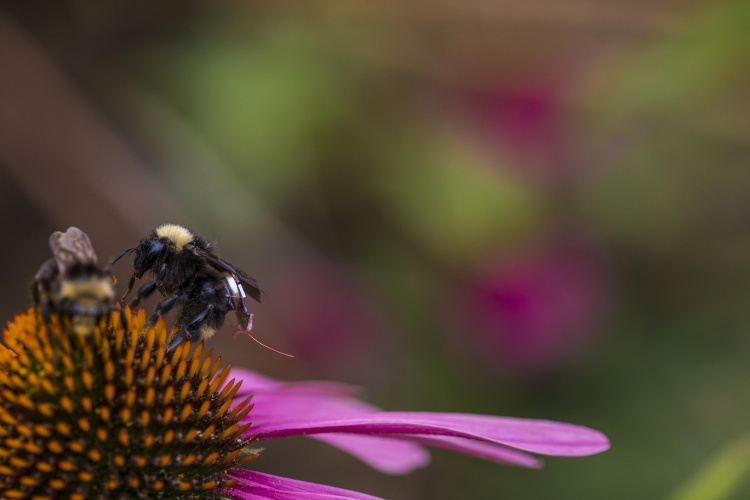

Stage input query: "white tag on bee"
[{"left": 225, "top": 275, "right": 246, "bottom": 299}]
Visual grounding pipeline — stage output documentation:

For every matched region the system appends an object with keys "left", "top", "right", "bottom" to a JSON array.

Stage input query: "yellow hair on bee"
[
  {"left": 59, "top": 279, "right": 116, "bottom": 301},
  {"left": 198, "top": 325, "right": 217, "bottom": 341},
  {"left": 155, "top": 224, "right": 194, "bottom": 252}
]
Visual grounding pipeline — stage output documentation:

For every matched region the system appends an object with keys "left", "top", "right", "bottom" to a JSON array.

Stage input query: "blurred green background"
[{"left": 1, "top": 1, "right": 749, "bottom": 498}]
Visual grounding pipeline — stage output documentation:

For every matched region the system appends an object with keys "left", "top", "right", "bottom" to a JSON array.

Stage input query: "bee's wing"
[
  {"left": 49, "top": 227, "right": 98, "bottom": 272},
  {"left": 189, "top": 245, "right": 262, "bottom": 302}
]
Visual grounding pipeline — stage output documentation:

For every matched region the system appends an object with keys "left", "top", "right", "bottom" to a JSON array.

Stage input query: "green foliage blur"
[{"left": 1, "top": 1, "right": 750, "bottom": 498}]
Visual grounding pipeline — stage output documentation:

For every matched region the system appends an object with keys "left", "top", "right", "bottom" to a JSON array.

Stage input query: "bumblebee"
[
  {"left": 112, "top": 223, "right": 261, "bottom": 349},
  {"left": 32, "top": 227, "right": 118, "bottom": 336}
]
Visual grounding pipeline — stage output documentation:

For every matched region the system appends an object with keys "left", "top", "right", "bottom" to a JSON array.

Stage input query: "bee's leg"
[
  {"left": 127, "top": 261, "right": 170, "bottom": 304},
  {"left": 121, "top": 273, "right": 138, "bottom": 302},
  {"left": 166, "top": 330, "right": 187, "bottom": 350},
  {"left": 226, "top": 278, "right": 253, "bottom": 332},
  {"left": 128, "top": 281, "right": 159, "bottom": 309},
  {"left": 156, "top": 263, "right": 168, "bottom": 282},
  {"left": 32, "top": 259, "right": 57, "bottom": 321},
  {"left": 144, "top": 291, "right": 183, "bottom": 330},
  {"left": 169, "top": 304, "right": 220, "bottom": 350},
  {"left": 234, "top": 296, "right": 253, "bottom": 333},
  {"left": 183, "top": 307, "right": 211, "bottom": 338},
  {"left": 167, "top": 307, "right": 208, "bottom": 350}
]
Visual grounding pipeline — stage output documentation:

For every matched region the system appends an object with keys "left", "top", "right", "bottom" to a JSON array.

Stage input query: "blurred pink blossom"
[
  {"left": 465, "top": 238, "right": 610, "bottom": 377},
  {"left": 453, "top": 74, "right": 583, "bottom": 185}
]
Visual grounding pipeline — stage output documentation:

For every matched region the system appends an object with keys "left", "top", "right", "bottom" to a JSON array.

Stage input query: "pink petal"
[
  {"left": 229, "top": 367, "right": 431, "bottom": 473},
  {"left": 245, "top": 390, "right": 430, "bottom": 474},
  {"left": 250, "top": 412, "right": 610, "bottom": 458},
  {"left": 228, "top": 367, "right": 607, "bottom": 469},
  {"left": 244, "top": 386, "right": 537, "bottom": 469},
  {"left": 223, "top": 469, "right": 383, "bottom": 500},
  {"left": 248, "top": 392, "right": 376, "bottom": 422},
  {"left": 313, "top": 434, "right": 430, "bottom": 474}
]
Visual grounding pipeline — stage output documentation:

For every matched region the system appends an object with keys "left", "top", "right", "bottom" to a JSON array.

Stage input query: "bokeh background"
[{"left": 1, "top": 1, "right": 749, "bottom": 498}]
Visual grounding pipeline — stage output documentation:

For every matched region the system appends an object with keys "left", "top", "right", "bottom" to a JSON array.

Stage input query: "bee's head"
[
  {"left": 132, "top": 237, "right": 170, "bottom": 274},
  {"left": 112, "top": 224, "right": 194, "bottom": 277}
]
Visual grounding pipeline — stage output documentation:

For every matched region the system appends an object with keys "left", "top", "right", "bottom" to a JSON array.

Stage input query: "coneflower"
[{"left": 0, "top": 308, "right": 254, "bottom": 499}]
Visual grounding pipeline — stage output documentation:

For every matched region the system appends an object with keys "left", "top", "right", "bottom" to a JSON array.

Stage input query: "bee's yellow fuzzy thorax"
[{"left": 155, "top": 224, "right": 194, "bottom": 251}]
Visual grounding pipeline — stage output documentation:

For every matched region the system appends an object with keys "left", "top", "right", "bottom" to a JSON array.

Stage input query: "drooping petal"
[
  {"left": 250, "top": 412, "right": 610, "bottom": 459},
  {"left": 223, "top": 469, "right": 383, "bottom": 500},
  {"left": 312, "top": 434, "right": 430, "bottom": 474}
]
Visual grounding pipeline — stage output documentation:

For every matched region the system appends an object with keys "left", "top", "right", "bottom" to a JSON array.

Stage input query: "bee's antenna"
[
  {"left": 111, "top": 247, "right": 134, "bottom": 265},
  {"left": 232, "top": 325, "right": 294, "bottom": 358}
]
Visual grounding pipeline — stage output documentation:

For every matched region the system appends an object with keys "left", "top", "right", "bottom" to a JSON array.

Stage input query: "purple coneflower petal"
[
  {"left": 244, "top": 387, "right": 431, "bottom": 473},
  {"left": 228, "top": 367, "right": 432, "bottom": 473},
  {"left": 249, "top": 391, "right": 375, "bottom": 421},
  {"left": 224, "top": 469, "right": 383, "bottom": 500},
  {"left": 312, "top": 434, "right": 431, "bottom": 474},
  {"left": 250, "top": 412, "right": 609, "bottom": 459},
  {"left": 228, "top": 368, "right": 608, "bottom": 471},
  {"left": 246, "top": 384, "right": 538, "bottom": 469}
]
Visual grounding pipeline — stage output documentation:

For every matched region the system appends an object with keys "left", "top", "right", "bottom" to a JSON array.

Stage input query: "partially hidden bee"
[
  {"left": 32, "top": 227, "right": 118, "bottom": 336},
  {"left": 112, "top": 223, "right": 261, "bottom": 349}
]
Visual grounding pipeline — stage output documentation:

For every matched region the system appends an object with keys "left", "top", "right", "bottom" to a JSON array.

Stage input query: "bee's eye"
[
  {"left": 134, "top": 240, "right": 164, "bottom": 270},
  {"left": 148, "top": 240, "right": 165, "bottom": 255}
]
